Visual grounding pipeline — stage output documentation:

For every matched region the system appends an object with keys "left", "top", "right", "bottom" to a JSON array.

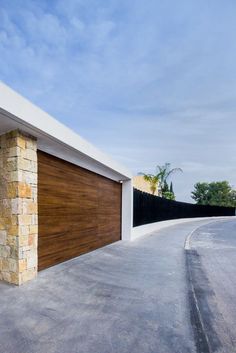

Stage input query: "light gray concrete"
[
  {"left": 187, "top": 219, "right": 236, "bottom": 353},
  {"left": 0, "top": 219, "right": 218, "bottom": 353},
  {"left": 132, "top": 216, "right": 233, "bottom": 241}
]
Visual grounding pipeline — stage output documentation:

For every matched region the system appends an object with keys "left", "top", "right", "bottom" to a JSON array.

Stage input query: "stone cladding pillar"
[{"left": 0, "top": 130, "right": 38, "bottom": 285}]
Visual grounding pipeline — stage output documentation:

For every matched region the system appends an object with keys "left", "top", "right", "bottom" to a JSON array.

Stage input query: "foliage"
[
  {"left": 142, "top": 174, "right": 159, "bottom": 195},
  {"left": 191, "top": 181, "right": 236, "bottom": 207},
  {"left": 156, "top": 163, "right": 183, "bottom": 194},
  {"left": 162, "top": 180, "right": 169, "bottom": 193},
  {"left": 162, "top": 191, "right": 175, "bottom": 200},
  {"left": 140, "top": 162, "right": 182, "bottom": 198}
]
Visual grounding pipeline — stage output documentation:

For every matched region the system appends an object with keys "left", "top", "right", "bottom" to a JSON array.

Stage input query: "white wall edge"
[
  {"left": 131, "top": 216, "right": 236, "bottom": 241},
  {"left": 0, "top": 81, "right": 132, "bottom": 180},
  {"left": 121, "top": 180, "right": 133, "bottom": 241},
  {"left": 0, "top": 82, "right": 134, "bottom": 245}
]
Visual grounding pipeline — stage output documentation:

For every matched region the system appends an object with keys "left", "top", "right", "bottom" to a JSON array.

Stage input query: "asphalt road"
[
  {"left": 187, "top": 218, "right": 236, "bottom": 353},
  {"left": 0, "top": 218, "right": 235, "bottom": 353}
]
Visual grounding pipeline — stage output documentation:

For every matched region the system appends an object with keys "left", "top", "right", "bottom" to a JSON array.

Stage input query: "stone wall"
[{"left": 0, "top": 130, "right": 38, "bottom": 285}]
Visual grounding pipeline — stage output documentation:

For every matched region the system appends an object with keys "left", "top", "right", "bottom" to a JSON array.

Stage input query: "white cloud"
[{"left": 0, "top": 0, "right": 236, "bottom": 201}]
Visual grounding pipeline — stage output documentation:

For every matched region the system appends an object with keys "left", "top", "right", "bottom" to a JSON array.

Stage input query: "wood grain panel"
[{"left": 38, "top": 151, "right": 121, "bottom": 270}]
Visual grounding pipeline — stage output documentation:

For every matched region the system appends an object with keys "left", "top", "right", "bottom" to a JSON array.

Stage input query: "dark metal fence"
[{"left": 133, "top": 188, "right": 235, "bottom": 227}]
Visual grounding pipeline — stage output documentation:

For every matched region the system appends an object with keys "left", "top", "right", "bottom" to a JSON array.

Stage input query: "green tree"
[
  {"left": 156, "top": 163, "right": 183, "bottom": 195},
  {"left": 161, "top": 180, "right": 176, "bottom": 200},
  {"left": 191, "top": 181, "right": 236, "bottom": 207},
  {"left": 162, "top": 180, "right": 169, "bottom": 193},
  {"left": 162, "top": 191, "right": 176, "bottom": 200},
  {"left": 140, "top": 163, "right": 182, "bottom": 198}
]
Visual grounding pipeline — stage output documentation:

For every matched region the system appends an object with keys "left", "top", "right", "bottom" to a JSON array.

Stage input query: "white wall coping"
[
  {"left": 0, "top": 81, "right": 132, "bottom": 180},
  {"left": 131, "top": 216, "right": 236, "bottom": 241}
]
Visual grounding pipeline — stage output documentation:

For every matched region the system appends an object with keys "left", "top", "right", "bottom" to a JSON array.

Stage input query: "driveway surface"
[
  {"left": 187, "top": 219, "right": 236, "bottom": 353},
  {"left": 0, "top": 218, "right": 235, "bottom": 353}
]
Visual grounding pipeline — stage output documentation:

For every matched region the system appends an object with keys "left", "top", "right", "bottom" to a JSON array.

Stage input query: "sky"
[{"left": 0, "top": 0, "right": 236, "bottom": 202}]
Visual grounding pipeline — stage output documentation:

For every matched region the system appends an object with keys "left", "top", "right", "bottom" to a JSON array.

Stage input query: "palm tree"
[
  {"left": 140, "top": 173, "right": 159, "bottom": 195},
  {"left": 140, "top": 163, "right": 182, "bottom": 196},
  {"left": 156, "top": 163, "right": 183, "bottom": 195}
]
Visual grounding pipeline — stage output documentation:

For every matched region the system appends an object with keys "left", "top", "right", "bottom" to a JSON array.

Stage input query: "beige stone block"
[
  {"left": 18, "top": 248, "right": 26, "bottom": 259},
  {"left": 7, "top": 182, "right": 18, "bottom": 198},
  {"left": 0, "top": 130, "right": 38, "bottom": 285},
  {"left": 23, "top": 201, "right": 37, "bottom": 214},
  {"left": 31, "top": 215, "right": 38, "bottom": 225},
  {"left": 18, "top": 159, "right": 37, "bottom": 173},
  {"left": 3, "top": 198, "right": 11, "bottom": 208},
  {"left": 10, "top": 272, "right": 19, "bottom": 285},
  {"left": 2, "top": 259, "right": 9, "bottom": 271},
  {"left": 31, "top": 186, "right": 38, "bottom": 201},
  {"left": 2, "top": 199, "right": 11, "bottom": 215},
  {"left": 19, "top": 245, "right": 31, "bottom": 252},
  {"left": 9, "top": 246, "right": 18, "bottom": 259},
  {"left": 6, "top": 137, "right": 16, "bottom": 148},
  {"left": 19, "top": 235, "right": 29, "bottom": 247},
  {"left": 22, "top": 171, "right": 37, "bottom": 184},
  {"left": 18, "top": 214, "right": 32, "bottom": 226},
  {"left": 8, "top": 258, "right": 18, "bottom": 272},
  {"left": 18, "top": 183, "right": 32, "bottom": 198},
  {"left": 29, "top": 225, "right": 38, "bottom": 234},
  {"left": 0, "top": 187, "right": 7, "bottom": 200},
  {"left": 11, "top": 198, "right": 23, "bottom": 215},
  {"left": 6, "top": 235, "right": 18, "bottom": 247},
  {"left": 0, "top": 245, "right": 10, "bottom": 258},
  {"left": 7, "top": 146, "right": 21, "bottom": 158},
  {"left": 27, "top": 255, "right": 37, "bottom": 269},
  {"left": 24, "top": 245, "right": 34, "bottom": 255},
  {"left": 13, "top": 215, "right": 18, "bottom": 225},
  {"left": 5, "top": 215, "right": 18, "bottom": 226},
  {"left": 26, "top": 140, "right": 37, "bottom": 151},
  {"left": 6, "top": 157, "right": 18, "bottom": 172},
  {"left": 8, "top": 170, "right": 23, "bottom": 182},
  {"left": 22, "top": 149, "right": 37, "bottom": 162},
  {"left": 19, "top": 225, "right": 29, "bottom": 236},
  {"left": 28, "top": 233, "right": 37, "bottom": 247},
  {"left": 2, "top": 271, "right": 11, "bottom": 283},
  {"left": 8, "top": 224, "right": 19, "bottom": 236},
  {"left": 16, "top": 136, "right": 26, "bottom": 149},
  {"left": 19, "top": 269, "right": 37, "bottom": 284},
  {"left": 0, "top": 220, "right": 5, "bottom": 230},
  {"left": 19, "top": 259, "right": 27, "bottom": 272},
  {"left": 2, "top": 213, "right": 10, "bottom": 222},
  {"left": 0, "top": 230, "right": 6, "bottom": 245}
]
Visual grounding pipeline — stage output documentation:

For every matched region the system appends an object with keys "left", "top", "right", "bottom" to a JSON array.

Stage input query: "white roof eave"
[{"left": 0, "top": 82, "right": 132, "bottom": 181}]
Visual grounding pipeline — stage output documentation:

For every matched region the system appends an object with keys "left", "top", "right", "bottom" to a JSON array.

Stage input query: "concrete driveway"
[{"left": 0, "top": 219, "right": 233, "bottom": 353}]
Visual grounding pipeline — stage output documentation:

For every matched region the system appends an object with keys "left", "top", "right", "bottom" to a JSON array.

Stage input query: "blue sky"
[{"left": 1, "top": 0, "right": 236, "bottom": 201}]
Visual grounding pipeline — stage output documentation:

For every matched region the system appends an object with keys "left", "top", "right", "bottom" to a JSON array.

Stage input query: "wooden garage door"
[{"left": 38, "top": 151, "right": 122, "bottom": 270}]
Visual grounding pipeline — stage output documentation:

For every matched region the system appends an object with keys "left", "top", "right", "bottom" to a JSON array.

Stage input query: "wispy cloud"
[{"left": 0, "top": 0, "right": 236, "bottom": 201}]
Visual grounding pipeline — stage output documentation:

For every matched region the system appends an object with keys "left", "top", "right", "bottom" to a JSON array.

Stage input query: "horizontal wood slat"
[{"left": 38, "top": 151, "right": 121, "bottom": 270}]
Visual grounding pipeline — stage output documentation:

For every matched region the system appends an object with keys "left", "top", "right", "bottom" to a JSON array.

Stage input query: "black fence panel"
[{"left": 133, "top": 188, "right": 235, "bottom": 227}]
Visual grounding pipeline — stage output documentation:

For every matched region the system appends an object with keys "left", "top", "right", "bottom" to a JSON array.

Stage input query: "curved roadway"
[
  {"left": 0, "top": 218, "right": 235, "bottom": 353},
  {"left": 187, "top": 218, "right": 236, "bottom": 353}
]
